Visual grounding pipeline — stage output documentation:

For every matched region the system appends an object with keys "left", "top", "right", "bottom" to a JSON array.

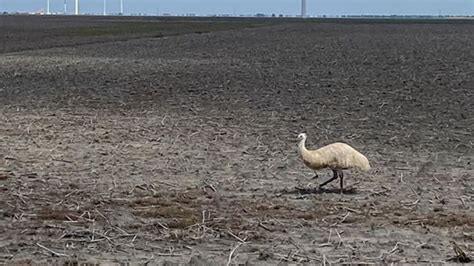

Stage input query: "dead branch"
[
  {"left": 226, "top": 242, "right": 244, "bottom": 266},
  {"left": 36, "top": 243, "right": 69, "bottom": 257}
]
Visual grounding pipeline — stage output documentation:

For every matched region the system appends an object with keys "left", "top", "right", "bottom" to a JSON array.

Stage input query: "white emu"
[{"left": 297, "top": 133, "right": 370, "bottom": 192}]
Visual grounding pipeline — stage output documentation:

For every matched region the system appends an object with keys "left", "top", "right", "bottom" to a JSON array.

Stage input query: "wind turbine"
[
  {"left": 75, "top": 0, "right": 79, "bottom": 15},
  {"left": 103, "top": 0, "right": 107, "bottom": 15},
  {"left": 120, "top": 0, "right": 124, "bottom": 15},
  {"left": 301, "top": 0, "right": 307, "bottom": 18},
  {"left": 46, "top": 0, "right": 50, "bottom": 14}
]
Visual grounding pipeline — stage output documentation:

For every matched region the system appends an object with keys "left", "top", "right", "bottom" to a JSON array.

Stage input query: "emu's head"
[{"left": 297, "top": 133, "right": 307, "bottom": 141}]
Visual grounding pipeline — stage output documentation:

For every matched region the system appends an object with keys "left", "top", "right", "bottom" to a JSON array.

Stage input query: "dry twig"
[
  {"left": 226, "top": 242, "right": 245, "bottom": 266},
  {"left": 36, "top": 243, "right": 69, "bottom": 257},
  {"left": 447, "top": 241, "right": 472, "bottom": 263}
]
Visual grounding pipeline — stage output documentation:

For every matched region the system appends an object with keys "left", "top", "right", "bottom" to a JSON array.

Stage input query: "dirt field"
[{"left": 0, "top": 15, "right": 473, "bottom": 265}]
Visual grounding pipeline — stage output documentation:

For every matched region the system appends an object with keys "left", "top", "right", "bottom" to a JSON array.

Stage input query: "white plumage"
[{"left": 297, "top": 133, "right": 370, "bottom": 192}]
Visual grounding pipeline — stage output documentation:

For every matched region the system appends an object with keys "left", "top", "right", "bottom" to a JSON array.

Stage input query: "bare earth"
[{"left": 0, "top": 16, "right": 473, "bottom": 265}]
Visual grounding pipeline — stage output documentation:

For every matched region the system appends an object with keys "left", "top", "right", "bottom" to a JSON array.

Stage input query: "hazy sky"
[{"left": 0, "top": 0, "right": 472, "bottom": 16}]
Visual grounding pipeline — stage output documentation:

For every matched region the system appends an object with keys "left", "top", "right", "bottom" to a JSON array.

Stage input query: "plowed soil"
[{"left": 0, "top": 15, "right": 473, "bottom": 265}]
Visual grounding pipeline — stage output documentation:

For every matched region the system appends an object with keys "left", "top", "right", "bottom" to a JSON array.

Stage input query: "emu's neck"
[
  {"left": 298, "top": 137, "right": 324, "bottom": 168},
  {"left": 298, "top": 138, "right": 308, "bottom": 156}
]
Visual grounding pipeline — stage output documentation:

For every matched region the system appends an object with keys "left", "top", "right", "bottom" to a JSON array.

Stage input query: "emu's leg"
[
  {"left": 312, "top": 171, "right": 319, "bottom": 179},
  {"left": 339, "top": 170, "right": 344, "bottom": 194},
  {"left": 319, "top": 169, "right": 339, "bottom": 188}
]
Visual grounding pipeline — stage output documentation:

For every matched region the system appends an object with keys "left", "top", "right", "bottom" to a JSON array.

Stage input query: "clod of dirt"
[
  {"left": 21, "top": 173, "right": 38, "bottom": 179},
  {"left": 258, "top": 250, "right": 272, "bottom": 261},
  {"left": 0, "top": 172, "right": 12, "bottom": 180}
]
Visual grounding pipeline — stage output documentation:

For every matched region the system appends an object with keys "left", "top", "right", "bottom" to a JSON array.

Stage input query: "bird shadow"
[{"left": 281, "top": 186, "right": 358, "bottom": 195}]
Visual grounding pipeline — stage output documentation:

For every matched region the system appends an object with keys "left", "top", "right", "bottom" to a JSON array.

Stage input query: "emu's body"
[{"left": 297, "top": 133, "right": 370, "bottom": 192}]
